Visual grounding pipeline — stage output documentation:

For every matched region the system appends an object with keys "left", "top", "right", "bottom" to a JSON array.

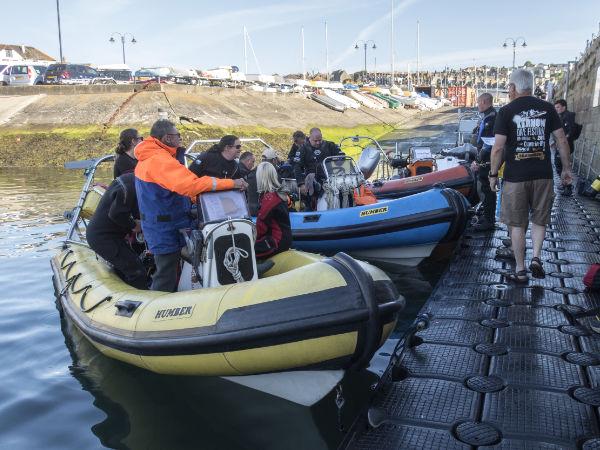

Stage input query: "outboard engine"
[
  {"left": 357, "top": 146, "right": 381, "bottom": 179},
  {"left": 178, "top": 190, "right": 258, "bottom": 291}
]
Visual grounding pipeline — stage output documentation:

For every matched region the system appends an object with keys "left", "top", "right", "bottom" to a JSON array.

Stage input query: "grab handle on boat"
[{"left": 115, "top": 300, "right": 142, "bottom": 318}]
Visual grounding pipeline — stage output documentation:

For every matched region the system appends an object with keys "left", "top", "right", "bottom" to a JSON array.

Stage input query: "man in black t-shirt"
[{"left": 489, "top": 69, "right": 572, "bottom": 283}]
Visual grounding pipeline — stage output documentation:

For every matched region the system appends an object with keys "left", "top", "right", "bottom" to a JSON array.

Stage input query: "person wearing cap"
[{"left": 263, "top": 147, "right": 294, "bottom": 180}]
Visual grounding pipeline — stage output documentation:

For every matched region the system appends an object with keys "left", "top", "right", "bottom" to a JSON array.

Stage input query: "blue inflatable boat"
[{"left": 290, "top": 187, "right": 469, "bottom": 266}]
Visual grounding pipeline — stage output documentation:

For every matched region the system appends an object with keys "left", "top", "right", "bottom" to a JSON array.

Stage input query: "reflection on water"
[{"left": 0, "top": 168, "right": 450, "bottom": 449}]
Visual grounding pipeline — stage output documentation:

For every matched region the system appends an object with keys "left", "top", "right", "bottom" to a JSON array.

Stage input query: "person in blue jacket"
[{"left": 134, "top": 120, "right": 247, "bottom": 292}]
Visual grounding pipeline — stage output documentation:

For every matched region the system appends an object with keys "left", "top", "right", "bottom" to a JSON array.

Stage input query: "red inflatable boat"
[{"left": 370, "top": 164, "right": 476, "bottom": 203}]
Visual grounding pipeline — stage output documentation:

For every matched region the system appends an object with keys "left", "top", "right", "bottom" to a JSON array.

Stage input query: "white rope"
[{"left": 223, "top": 233, "right": 249, "bottom": 283}]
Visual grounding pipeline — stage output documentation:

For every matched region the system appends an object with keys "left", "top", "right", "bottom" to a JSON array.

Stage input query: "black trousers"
[
  {"left": 151, "top": 251, "right": 181, "bottom": 292},
  {"left": 87, "top": 235, "right": 148, "bottom": 290},
  {"left": 478, "top": 166, "right": 497, "bottom": 222}
]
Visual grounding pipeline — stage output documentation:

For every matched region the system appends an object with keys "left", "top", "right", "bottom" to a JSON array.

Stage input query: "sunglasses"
[{"left": 229, "top": 144, "right": 242, "bottom": 149}]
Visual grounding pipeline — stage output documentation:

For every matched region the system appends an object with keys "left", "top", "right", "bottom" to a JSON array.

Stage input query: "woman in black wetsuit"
[
  {"left": 113, "top": 128, "right": 143, "bottom": 178},
  {"left": 86, "top": 173, "right": 148, "bottom": 289}
]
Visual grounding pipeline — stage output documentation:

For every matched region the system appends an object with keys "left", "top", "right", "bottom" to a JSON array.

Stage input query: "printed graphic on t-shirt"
[{"left": 512, "top": 109, "right": 547, "bottom": 161}]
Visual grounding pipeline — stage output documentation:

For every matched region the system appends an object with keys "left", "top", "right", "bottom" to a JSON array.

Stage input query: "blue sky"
[{"left": 4, "top": 0, "right": 600, "bottom": 73}]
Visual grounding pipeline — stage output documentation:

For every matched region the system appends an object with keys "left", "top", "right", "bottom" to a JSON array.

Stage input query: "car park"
[{"left": 44, "top": 64, "right": 99, "bottom": 85}]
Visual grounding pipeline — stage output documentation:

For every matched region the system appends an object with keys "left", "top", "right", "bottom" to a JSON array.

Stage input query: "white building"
[{"left": 0, "top": 44, "right": 55, "bottom": 64}]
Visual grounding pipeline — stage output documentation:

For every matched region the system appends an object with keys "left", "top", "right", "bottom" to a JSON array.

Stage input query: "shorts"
[{"left": 500, "top": 179, "right": 555, "bottom": 227}]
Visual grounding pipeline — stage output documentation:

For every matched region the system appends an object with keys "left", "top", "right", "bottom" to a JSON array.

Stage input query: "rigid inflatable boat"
[
  {"left": 52, "top": 246, "right": 402, "bottom": 376},
  {"left": 52, "top": 155, "right": 404, "bottom": 376},
  {"left": 370, "top": 164, "right": 476, "bottom": 203},
  {"left": 290, "top": 186, "right": 469, "bottom": 267},
  {"left": 276, "top": 153, "right": 470, "bottom": 267}
]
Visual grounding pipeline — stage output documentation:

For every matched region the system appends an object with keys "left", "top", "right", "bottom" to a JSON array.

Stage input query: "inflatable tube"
[
  {"left": 370, "top": 164, "right": 476, "bottom": 203},
  {"left": 290, "top": 187, "right": 470, "bottom": 266},
  {"left": 51, "top": 247, "right": 403, "bottom": 376}
]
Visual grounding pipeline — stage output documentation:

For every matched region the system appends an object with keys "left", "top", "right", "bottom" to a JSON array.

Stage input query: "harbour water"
[{"left": 0, "top": 167, "right": 449, "bottom": 449}]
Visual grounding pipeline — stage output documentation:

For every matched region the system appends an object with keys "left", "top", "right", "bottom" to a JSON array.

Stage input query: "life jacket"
[{"left": 353, "top": 185, "right": 377, "bottom": 205}]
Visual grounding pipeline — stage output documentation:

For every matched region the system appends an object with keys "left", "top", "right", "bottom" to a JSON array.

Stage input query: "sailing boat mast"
[
  {"left": 390, "top": 0, "right": 395, "bottom": 87},
  {"left": 301, "top": 26, "right": 306, "bottom": 81},
  {"left": 325, "top": 21, "right": 329, "bottom": 82},
  {"left": 243, "top": 26, "right": 248, "bottom": 75},
  {"left": 416, "top": 20, "right": 420, "bottom": 86}
]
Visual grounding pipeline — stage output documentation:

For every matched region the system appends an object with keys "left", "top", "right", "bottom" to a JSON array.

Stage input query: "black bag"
[{"left": 571, "top": 122, "right": 583, "bottom": 141}]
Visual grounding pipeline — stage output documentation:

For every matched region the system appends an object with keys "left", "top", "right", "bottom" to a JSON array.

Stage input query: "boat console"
[
  {"left": 318, "top": 155, "right": 365, "bottom": 210},
  {"left": 178, "top": 190, "right": 258, "bottom": 291}
]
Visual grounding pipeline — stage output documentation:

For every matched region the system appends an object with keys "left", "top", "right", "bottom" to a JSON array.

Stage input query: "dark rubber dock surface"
[{"left": 342, "top": 193, "right": 600, "bottom": 449}]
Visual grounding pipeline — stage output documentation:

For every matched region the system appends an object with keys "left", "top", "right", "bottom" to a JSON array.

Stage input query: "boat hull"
[{"left": 290, "top": 188, "right": 469, "bottom": 266}]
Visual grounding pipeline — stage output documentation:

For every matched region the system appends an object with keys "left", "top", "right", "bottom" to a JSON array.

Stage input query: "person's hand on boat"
[
  {"left": 234, "top": 178, "right": 249, "bottom": 190},
  {"left": 470, "top": 161, "right": 479, "bottom": 172}
]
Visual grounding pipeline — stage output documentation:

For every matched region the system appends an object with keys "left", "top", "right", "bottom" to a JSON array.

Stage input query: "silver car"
[{"left": 0, "top": 63, "right": 46, "bottom": 86}]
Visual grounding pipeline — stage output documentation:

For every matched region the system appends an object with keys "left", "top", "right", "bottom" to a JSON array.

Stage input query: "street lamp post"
[
  {"left": 355, "top": 40, "right": 376, "bottom": 82},
  {"left": 109, "top": 32, "right": 137, "bottom": 64},
  {"left": 56, "top": 0, "right": 64, "bottom": 62},
  {"left": 502, "top": 37, "right": 527, "bottom": 69}
]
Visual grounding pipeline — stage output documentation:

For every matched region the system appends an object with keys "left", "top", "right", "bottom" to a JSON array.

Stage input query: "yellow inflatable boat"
[
  {"left": 52, "top": 246, "right": 403, "bottom": 376},
  {"left": 53, "top": 154, "right": 404, "bottom": 376}
]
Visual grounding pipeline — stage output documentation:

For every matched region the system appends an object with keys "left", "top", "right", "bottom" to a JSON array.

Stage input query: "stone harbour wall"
[{"left": 557, "top": 30, "right": 600, "bottom": 181}]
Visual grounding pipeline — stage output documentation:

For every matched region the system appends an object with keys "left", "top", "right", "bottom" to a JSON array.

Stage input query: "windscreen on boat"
[
  {"left": 323, "top": 157, "right": 360, "bottom": 178},
  {"left": 200, "top": 190, "right": 249, "bottom": 222}
]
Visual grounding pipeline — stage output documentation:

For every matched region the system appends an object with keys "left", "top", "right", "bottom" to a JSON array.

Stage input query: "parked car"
[
  {"left": 96, "top": 69, "right": 132, "bottom": 83},
  {"left": 44, "top": 64, "right": 99, "bottom": 85},
  {"left": 133, "top": 67, "right": 199, "bottom": 85},
  {"left": 0, "top": 63, "right": 47, "bottom": 86},
  {"left": 95, "top": 65, "right": 133, "bottom": 84},
  {"left": 170, "top": 68, "right": 200, "bottom": 85},
  {"left": 134, "top": 67, "right": 173, "bottom": 83}
]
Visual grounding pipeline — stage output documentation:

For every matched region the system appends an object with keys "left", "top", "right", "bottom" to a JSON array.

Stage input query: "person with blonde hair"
[{"left": 254, "top": 162, "right": 292, "bottom": 258}]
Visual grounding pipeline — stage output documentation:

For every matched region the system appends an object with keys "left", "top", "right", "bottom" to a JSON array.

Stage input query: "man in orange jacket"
[{"left": 135, "top": 119, "right": 247, "bottom": 292}]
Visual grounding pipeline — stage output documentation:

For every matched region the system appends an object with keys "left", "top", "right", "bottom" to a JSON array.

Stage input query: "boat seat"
[{"left": 257, "top": 260, "right": 275, "bottom": 277}]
